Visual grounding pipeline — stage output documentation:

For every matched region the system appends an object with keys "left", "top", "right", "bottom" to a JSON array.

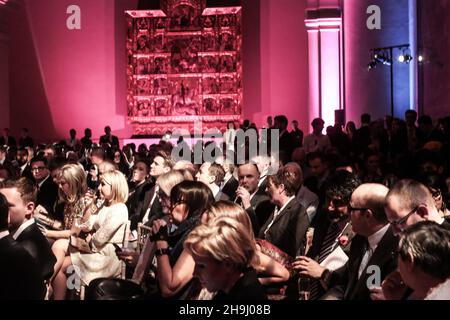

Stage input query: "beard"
[{"left": 327, "top": 210, "right": 348, "bottom": 223}]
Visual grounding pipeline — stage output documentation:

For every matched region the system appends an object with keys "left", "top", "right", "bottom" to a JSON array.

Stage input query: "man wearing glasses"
[
  {"left": 31, "top": 156, "right": 60, "bottom": 222},
  {"left": 385, "top": 179, "right": 449, "bottom": 235},
  {"left": 322, "top": 183, "right": 397, "bottom": 300},
  {"left": 375, "top": 179, "right": 450, "bottom": 300}
]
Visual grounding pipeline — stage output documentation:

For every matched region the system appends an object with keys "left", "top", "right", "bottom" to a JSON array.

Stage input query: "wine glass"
[{"left": 298, "top": 276, "right": 311, "bottom": 300}]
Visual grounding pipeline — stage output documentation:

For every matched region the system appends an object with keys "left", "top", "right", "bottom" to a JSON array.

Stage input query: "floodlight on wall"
[
  {"left": 398, "top": 48, "right": 413, "bottom": 63},
  {"left": 368, "top": 44, "right": 411, "bottom": 117}
]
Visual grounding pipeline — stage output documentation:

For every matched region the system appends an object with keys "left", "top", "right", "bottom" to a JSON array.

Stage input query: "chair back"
[{"left": 137, "top": 222, "right": 152, "bottom": 254}]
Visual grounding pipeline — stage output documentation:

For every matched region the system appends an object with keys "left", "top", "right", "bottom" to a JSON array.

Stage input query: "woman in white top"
[{"left": 52, "top": 170, "right": 129, "bottom": 300}]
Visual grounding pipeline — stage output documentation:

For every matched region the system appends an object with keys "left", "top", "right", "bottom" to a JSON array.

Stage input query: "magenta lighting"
[{"left": 0, "top": 0, "right": 9, "bottom": 5}]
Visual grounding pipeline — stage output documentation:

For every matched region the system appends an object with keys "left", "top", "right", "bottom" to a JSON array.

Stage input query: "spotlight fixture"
[
  {"left": 367, "top": 43, "right": 411, "bottom": 118},
  {"left": 368, "top": 60, "right": 377, "bottom": 71},
  {"left": 418, "top": 55, "right": 424, "bottom": 62},
  {"left": 398, "top": 48, "right": 413, "bottom": 63},
  {"left": 374, "top": 53, "right": 391, "bottom": 66}
]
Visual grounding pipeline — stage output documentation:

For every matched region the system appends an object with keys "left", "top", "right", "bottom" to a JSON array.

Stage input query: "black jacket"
[
  {"left": 15, "top": 222, "right": 57, "bottom": 281},
  {"left": 258, "top": 198, "right": 310, "bottom": 258},
  {"left": 0, "top": 234, "right": 46, "bottom": 299},
  {"left": 325, "top": 226, "right": 398, "bottom": 300}
]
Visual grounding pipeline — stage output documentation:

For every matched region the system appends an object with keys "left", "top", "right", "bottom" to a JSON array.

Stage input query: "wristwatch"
[{"left": 155, "top": 248, "right": 170, "bottom": 257}]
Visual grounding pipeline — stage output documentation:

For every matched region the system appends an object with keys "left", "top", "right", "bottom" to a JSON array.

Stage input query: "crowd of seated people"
[{"left": 1, "top": 110, "right": 450, "bottom": 301}]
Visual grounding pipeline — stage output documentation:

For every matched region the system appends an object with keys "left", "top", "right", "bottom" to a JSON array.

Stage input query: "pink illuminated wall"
[
  {"left": 242, "top": 0, "right": 310, "bottom": 133},
  {"left": 9, "top": 0, "right": 138, "bottom": 142},
  {"left": 305, "top": 15, "right": 342, "bottom": 127},
  {"left": 8, "top": 0, "right": 310, "bottom": 141}
]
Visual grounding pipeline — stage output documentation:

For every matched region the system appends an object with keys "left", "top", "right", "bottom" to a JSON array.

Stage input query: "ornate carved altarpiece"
[{"left": 126, "top": 0, "right": 242, "bottom": 136}]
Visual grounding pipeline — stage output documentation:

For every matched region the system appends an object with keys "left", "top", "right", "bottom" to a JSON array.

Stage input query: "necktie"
[
  {"left": 309, "top": 223, "right": 341, "bottom": 300},
  {"left": 358, "top": 238, "right": 373, "bottom": 279}
]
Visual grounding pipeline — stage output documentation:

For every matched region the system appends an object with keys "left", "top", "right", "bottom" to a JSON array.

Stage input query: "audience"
[{"left": 2, "top": 112, "right": 450, "bottom": 301}]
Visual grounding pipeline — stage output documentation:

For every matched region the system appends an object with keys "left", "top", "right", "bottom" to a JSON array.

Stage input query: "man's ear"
[
  {"left": 416, "top": 205, "right": 429, "bottom": 220},
  {"left": 364, "top": 209, "right": 373, "bottom": 220},
  {"left": 25, "top": 202, "right": 35, "bottom": 219}
]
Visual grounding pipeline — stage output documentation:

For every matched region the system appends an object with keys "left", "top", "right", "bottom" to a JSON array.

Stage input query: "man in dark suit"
[
  {"left": 16, "top": 147, "right": 33, "bottom": 180},
  {"left": 323, "top": 183, "right": 397, "bottom": 300},
  {"left": 292, "top": 170, "right": 361, "bottom": 300},
  {"left": 258, "top": 168, "right": 309, "bottom": 258},
  {"left": 0, "top": 178, "right": 57, "bottom": 282},
  {"left": 99, "top": 125, "right": 120, "bottom": 149},
  {"left": 352, "top": 113, "right": 372, "bottom": 156},
  {"left": 18, "top": 128, "right": 34, "bottom": 148},
  {"left": 0, "top": 193, "right": 46, "bottom": 299},
  {"left": 0, "top": 127, "right": 16, "bottom": 147},
  {"left": 236, "top": 163, "right": 275, "bottom": 236},
  {"left": 196, "top": 162, "right": 229, "bottom": 202},
  {"left": 31, "top": 156, "right": 60, "bottom": 221},
  {"left": 220, "top": 160, "right": 238, "bottom": 201},
  {"left": 137, "top": 151, "right": 173, "bottom": 230},
  {"left": 274, "top": 115, "right": 296, "bottom": 159},
  {"left": 377, "top": 179, "right": 450, "bottom": 300}
]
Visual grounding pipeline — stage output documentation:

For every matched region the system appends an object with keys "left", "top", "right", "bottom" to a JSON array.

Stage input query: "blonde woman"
[
  {"left": 185, "top": 216, "right": 267, "bottom": 300},
  {"left": 42, "top": 163, "right": 89, "bottom": 291},
  {"left": 206, "top": 201, "right": 290, "bottom": 285},
  {"left": 53, "top": 170, "right": 129, "bottom": 300}
]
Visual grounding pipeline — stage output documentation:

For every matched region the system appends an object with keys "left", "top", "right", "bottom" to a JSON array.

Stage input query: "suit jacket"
[
  {"left": 325, "top": 226, "right": 398, "bottom": 300},
  {"left": 100, "top": 134, "right": 120, "bottom": 149},
  {"left": 36, "top": 176, "right": 60, "bottom": 221},
  {"left": 131, "top": 184, "right": 162, "bottom": 231},
  {"left": 20, "top": 164, "right": 34, "bottom": 181},
  {"left": 127, "top": 180, "right": 153, "bottom": 230},
  {"left": 221, "top": 176, "right": 238, "bottom": 201},
  {"left": 243, "top": 190, "right": 275, "bottom": 236},
  {"left": 15, "top": 222, "right": 57, "bottom": 281},
  {"left": 214, "top": 190, "right": 230, "bottom": 202},
  {"left": 0, "top": 234, "right": 46, "bottom": 299},
  {"left": 0, "top": 135, "right": 16, "bottom": 147},
  {"left": 258, "top": 198, "right": 309, "bottom": 258}
]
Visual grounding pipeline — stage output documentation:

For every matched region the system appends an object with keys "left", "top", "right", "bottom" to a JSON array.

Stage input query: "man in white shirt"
[
  {"left": 323, "top": 183, "right": 397, "bottom": 300},
  {"left": 0, "top": 178, "right": 56, "bottom": 282},
  {"left": 303, "top": 118, "right": 331, "bottom": 154}
]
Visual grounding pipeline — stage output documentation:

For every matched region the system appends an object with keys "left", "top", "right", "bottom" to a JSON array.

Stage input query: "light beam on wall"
[{"left": 305, "top": 15, "right": 343, "bottom": 129}]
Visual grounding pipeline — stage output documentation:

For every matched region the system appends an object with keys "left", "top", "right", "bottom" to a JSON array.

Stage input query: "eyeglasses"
[
  {"left": 327, "top": 198, "right": 347, "bottom": 208},
  {"left": 347, "top": 206, "right": 369, "bottom": 214},
  {"left": 31, "top": 166, "right": 47, "bottom": 172},
  {"left": 430, "top": 189, "right": 442, "bottom": 199},
  {"left": 389, "top": 206, "right": 419, "bottom": 227}
]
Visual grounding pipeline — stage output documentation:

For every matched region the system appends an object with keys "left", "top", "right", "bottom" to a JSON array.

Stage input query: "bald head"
[
  {"left": 350, "top": 184, "right": 389, "bottom": 237},
  {"left": 352, "top": 183, "right": 389, "bottom": 222}
]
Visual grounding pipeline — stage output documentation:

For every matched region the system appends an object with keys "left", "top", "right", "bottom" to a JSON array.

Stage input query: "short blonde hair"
[
  {"left": 184, "top": 216, "right": 256, "bottom": 271},
  {"left": 207, "top": 201, "right": 254, "bottom": 242},
  {"left": 59, "top": 163, "right": 88, "bottom": 204},
  {"left": 156, "top": 170, "right": 185, "bottom": 197},
  {"left": 100, "top": 170, "right": 129, "bottom": 204}
]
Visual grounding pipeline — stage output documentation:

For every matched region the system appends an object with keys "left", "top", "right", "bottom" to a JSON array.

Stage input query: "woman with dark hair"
[
  {"left": 112, "top": 148, "right": 130, "bottom": 177},
  {"left": 150, "top": 180, "right": 215, "bottom": 298},
  {"left": 419, "top": 173, "right": 450, "bottom": 218}
]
